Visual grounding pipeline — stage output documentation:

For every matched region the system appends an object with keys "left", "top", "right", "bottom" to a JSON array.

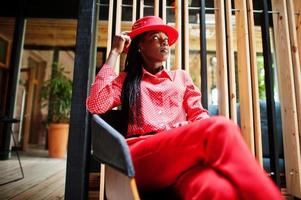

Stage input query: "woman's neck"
[{"left": 143, "top": 61, "right": 163, "bottom": 74}]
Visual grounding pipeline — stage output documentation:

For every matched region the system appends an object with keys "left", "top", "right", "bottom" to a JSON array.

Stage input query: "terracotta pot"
[{"left": 48, "top": 123, "right": 69, "bottom": 158}]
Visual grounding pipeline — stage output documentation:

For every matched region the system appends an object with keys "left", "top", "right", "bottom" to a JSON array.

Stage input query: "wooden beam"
[
  {"left": 161, "top": 0, "right": 167, "bottom": 23},
  {"left": 174, "top": 0, "right": 182, "bottom": 69},
  {"left": 247, "top": 0, "right": 263, "bottom": 166},
  {"left": 65, "top": 0, "right": 98, "bottom": 198},
  {"left": 139, "top": 0, "right": 144, "bottom": 18},
  {"left": 132, "top": 0, "right": 137, "bottom": 22},
  {"left": 114, "top": 0, "right": 122, "bottom": 73},
  {"left": 154, "top": 0, "right": 159, "bottom": 16},
  {"left": 289, "top": 0, "right": 301, "bottom": 144},
  {"left": 271, "top": 0, "right": 301, "bottom": 197},
  {"left": 214, "top": 0, "right": 229, "bottom": 118},
  {"left": 295, "top": 0, "right": 301, "bottom": 69},
  {"left": 99, "top": 165, "right": 105, "bottom": 200},
  {"left": 183, "top": 0, "right": 189, "bottom": 72},
  {"left": 106, "top": 0, "right": 114, "bottom": 58},
  {"left": 225, "top": 0, "right": 237, "bottom": 123},
  {"left": 200, "top": 0, "right": 208, "bottom": 109},
  {"left": 234, "top": 0, "right": 255, "bottom": 154}
]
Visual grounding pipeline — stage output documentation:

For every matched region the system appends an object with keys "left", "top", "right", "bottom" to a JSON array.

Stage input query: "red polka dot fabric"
[{"left": 86, "top": 64, "right": 209, "bottom": 137}]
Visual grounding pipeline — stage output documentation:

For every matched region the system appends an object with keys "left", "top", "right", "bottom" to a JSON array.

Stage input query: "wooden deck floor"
[
  {"left": 0, "top": 148, "right": 66, "bottom": 200},
  {"left": 0, "top": 148, "right": 293, "bottom": 200}
]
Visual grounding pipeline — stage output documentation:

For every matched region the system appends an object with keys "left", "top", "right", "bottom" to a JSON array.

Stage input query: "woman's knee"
[
  {"left": 202, "top": 116, "right": 241, "bottom": 141},
  {"left": 207, "top": 175, "right": 239, "bottom": 199},
  {"left": 175, "top": 167, "right": 239, "bottom": 200}
]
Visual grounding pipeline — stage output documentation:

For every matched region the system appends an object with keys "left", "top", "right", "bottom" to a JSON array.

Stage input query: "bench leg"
[
  {"left": 99, "top": 164, "right": 105, "bottom": 200},
  {"left": 105, "top": 166, "right": 140, "bottom": 200}
]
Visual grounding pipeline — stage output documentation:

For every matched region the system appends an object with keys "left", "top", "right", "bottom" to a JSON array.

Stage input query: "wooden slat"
[
  {"left": 183, "top": 0, "right": 189, "bottom": 72},
  {"left": 225, "top": 0, "right": 237, "bottom": 123},
  {"left": 271, "top": 0, "right": 301, "bottom": 197},
  {"left": 288, "top": 0, "right": 301, "bottom": 149},
  {"left": 132, "top": 0, "right": 137, "bottom": 22},
  {"left": 161, "top": 0, "right": 167, "bottom": 23},
  {"left": 295, "top": 0, "right": 301, "bottom": 68},
  {"left": 139, "top": 0, "right": 144, "bottom": 18},
  {"left": 22, "top": 67, "right": 37, "bottom": 150},
  {"left": 246, "top": 0, "right": 263, "bottom": 166},
  {"left": 174, "top": 0, "right": 182, "bottom": 69},
  {"left": 154, "top": 0, "right": 159, "bottom": 16},
  {"left": 214, "top": 0, "right": 229, "bottom": 118},
  {"left": 114, "top": 0, "right": 122, "bottom": 73},
  {"left": 105, "top": 166, "right": 140, "bottom": 200},
  {"left": 99, "top": 165, "right": 105, "bottom": 200},
  {"left": 234, "top": 0, "right": 255, "bottom": 154},
  {"left": 106, "top": 0, "right": 114, "bottom": 58}
]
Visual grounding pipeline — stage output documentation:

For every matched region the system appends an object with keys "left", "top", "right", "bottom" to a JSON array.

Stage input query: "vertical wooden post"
[
  {"left": 287, "top": 0, "right": 301, "bottom": 149},
  {"left": 154, "top": 0, "right": 159, "bottom": 16},
  {"left": 1, "top": 0, "right": 26, "bottom": 160},
  {"left": 139, "top": 0, "right": 144, "bottom": 18},
  {"left": 113, "top": 0, "right": 122, "bottom": 73},
  {"left": 295, "top": 0, "right": 301, "bottom": 68},
  {"left": 182, "top": 0, "right": 189, "bottom": 72},
  {"left": 132, "top": 0, "right": 137, "bottom": 22},
  {"left": 174, "top": 0, "right": 182, "bottom": 69},
  {"left": 225, "top": 0, "right": 237, "bottom": 123},
  {"left": 65, "top": 0, "right": 98, "bottom": 198},
  {"left": 234, "top": 0, "right": 255, "bottom": 154},
  {"left": 199, "top": 0, "right": 208, "bottom": 109},
  {"left": 214, "top": 0, "right": 229, "bottom": 118},
  {"left": 293, "top": 0, "right": 301, "bottom": 69},
  {"left": 261, "top": 0, "right": 280, "bottom": 184},
  {"left": 161, "top": 0, "right": 167, "bottom": 22},
  {"left": 271, "top": 0, "right": 301, "bottom": 197},
  {"left": 106, "top": 0, "right": 114, "bottom": 58},
  {"left": 246, "top": 0, "right": 263, "bottom": 165}
]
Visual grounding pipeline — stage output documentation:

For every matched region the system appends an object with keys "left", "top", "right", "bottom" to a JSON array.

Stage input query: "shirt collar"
[{"left": 142, "top": 66, "right": 172, "bottom": 81}]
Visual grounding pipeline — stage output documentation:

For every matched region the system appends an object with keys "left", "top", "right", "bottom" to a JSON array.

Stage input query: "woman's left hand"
[{"left": 172, "top": 121, "right": 189, "bottom": 128}]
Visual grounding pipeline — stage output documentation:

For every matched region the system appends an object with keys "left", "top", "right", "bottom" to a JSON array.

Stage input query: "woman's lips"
[{"left": 160, "top": 47, "right": 169, "bottom": 53}]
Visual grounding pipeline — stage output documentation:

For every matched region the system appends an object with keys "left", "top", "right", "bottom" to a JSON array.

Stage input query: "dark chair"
[
  {"left": 91, "top": 111, "right": 179, "bottom": 200},
  {"left": 91, "top": 112, "right": 139, "bottom": 200}
]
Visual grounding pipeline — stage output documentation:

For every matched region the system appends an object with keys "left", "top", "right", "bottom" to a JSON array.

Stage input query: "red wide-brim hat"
[{"left": 128, "top": 16, "right": 179, "bottom": 45}]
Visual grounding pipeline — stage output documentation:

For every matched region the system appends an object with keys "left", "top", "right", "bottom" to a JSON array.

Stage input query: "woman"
[{"left": 87, "top": 16, "right": 283, "bottom": 200}]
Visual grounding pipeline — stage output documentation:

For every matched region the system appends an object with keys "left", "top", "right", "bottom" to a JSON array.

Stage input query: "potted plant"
[{"left": 41, "top": 62, "right": 72, "bottom": 158}]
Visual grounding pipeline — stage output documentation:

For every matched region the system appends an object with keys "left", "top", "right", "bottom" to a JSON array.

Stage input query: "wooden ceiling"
[{"left": 0, "top": 17, "right": 264, "bottom": 52}]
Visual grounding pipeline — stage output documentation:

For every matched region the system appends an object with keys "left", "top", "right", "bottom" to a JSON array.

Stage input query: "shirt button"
[
  {"left": 158, "top": 110, "right": 163, "bottom": 114},
  {"left": 159, "top": 123, "right": 165, "bottom": 127}
]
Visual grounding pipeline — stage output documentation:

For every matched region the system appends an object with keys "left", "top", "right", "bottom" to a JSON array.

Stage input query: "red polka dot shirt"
[{"left": 86, "top": 64, "right": 209, "bottom": 137}]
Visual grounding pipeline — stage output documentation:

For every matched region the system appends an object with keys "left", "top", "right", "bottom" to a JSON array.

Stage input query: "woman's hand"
[
  {"left": 111, "top": 32, "right": 131, "bottom": 54},
  {"left": 105, "top": 32, "right": 131, "bottom": 67},
  {"left": 171, "top": 121, "right": 190, "bottom": 128}
]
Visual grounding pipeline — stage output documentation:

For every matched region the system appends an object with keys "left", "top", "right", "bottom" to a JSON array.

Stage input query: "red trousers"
[{"left": 127, "top": 116, "right": 283, "bottom": 200}]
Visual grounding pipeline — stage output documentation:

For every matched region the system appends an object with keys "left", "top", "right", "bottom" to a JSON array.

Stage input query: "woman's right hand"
[
  {"left": 105, "top": 32, "right": 131, "bottom": 67},
  {"left": 111, "top": 32, "right": 131, "bottom": 54}
]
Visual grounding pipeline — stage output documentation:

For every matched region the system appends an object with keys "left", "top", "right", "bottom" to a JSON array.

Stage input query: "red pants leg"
[
  {"left": 128, "top": 116, "right": 283, "bottom": 200},
  {"left": 174, "top": 165, "right": 239, "bottom": 200}
]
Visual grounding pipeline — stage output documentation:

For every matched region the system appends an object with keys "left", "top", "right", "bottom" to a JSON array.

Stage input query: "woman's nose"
[{"left": 161, "top": 39, "right": 168, "bottom": 46}]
